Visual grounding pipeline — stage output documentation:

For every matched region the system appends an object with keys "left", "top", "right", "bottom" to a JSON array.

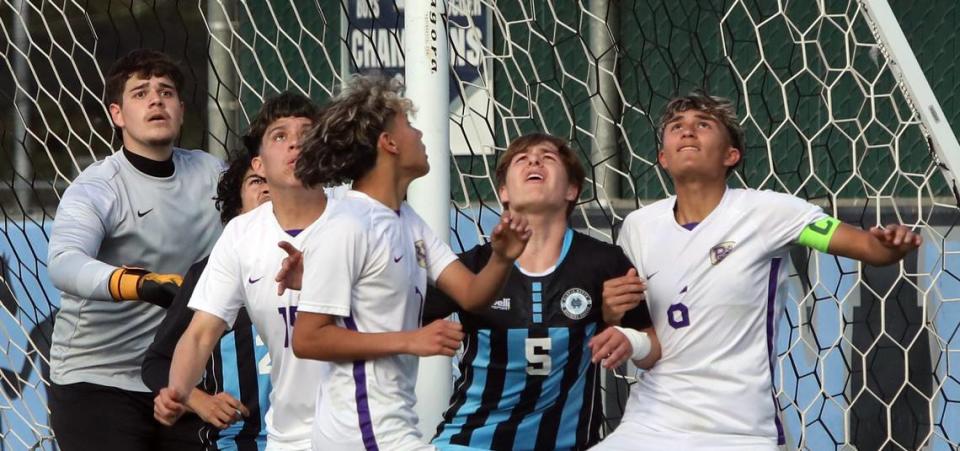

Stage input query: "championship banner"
[{"left": 344, "top": 0, "right": 494, "bottom": 155}]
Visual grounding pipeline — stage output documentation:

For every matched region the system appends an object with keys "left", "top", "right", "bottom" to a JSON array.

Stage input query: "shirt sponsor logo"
[
  {"left": 710, "top": 241, "right": 736, "bottom": 265},
  {"left": 415, "top": 240, "right": 427, "bottom": 268},
  {"left": 491, "top": 297, "right": 511, "bottom": 311},
  {"left": 560, "top": 288, "right": 592, "bottom": 320}
]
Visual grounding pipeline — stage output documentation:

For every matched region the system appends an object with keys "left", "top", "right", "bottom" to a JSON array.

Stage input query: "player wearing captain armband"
[
  {"left": 423, "top": 132, "right": 659, "bottom": 451},
  {"left": 594, "top": 92, "right": 921, "bottom": 451},
  {"left": 46, "top": 49, "right": 224, "bottom": 451},
  {"left": 272, "top": 74, "right": 532, "bottom": 451},
  {"left": 155, "top": 92, "right": 344, "bottom": 451}
]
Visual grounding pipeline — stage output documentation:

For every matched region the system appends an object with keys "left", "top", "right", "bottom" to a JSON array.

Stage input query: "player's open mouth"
[
  {"left": 678, "top": 146, "right": 699, "bottom": 152},
  {"left": 147, "top": 113, "right": 169, "bottom": 123},
  {"left": 525, "top": 171, "right": 544, "bottom": 182}
]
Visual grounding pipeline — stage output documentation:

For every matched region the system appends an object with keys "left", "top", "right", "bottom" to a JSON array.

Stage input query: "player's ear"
[
  {"left": 723, "top": 146, "right": 741, "bottom": 168},
  {"left": 251, "top": 155, "right": 265, "bottom": 177},
  {"left": 657, "top": 149, "right": 668, "bottom": 170},
  {"left": 378, "top": 131, "right": 399, "bottom": 156},
  {"left": 565, "top": 182, "right": 578, "bottom": 202},
  {"left": 109, "top": 103, "right": 125, "bottom": 128},
  {"left": 498, "top": 183, "right": 509, "bottom": 205}
]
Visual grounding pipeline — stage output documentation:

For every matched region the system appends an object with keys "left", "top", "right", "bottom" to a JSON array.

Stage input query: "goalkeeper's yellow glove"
[{"left": 108, "top": 267, "right": 183, "bottom": 308}]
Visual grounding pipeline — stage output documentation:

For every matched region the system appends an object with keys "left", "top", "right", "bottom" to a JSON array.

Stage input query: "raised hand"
[
  {"left": 869, "top": 224, "right": 922, "bottom": 254},
  {"left": 589, "top": 327, "right": 633, "bottom": 369},
  {"left": 405, "top": 319, "right": 465, "bottom": 357},
  {"left": 602, "top": 268, "right": 646, "bottom": 324},
  {"left": 275, "top": 241, "right": 304, "bottom": 295},
  {"left": 154, "top": 387, "right": 187, "bottom": 426},
  {"left": 188, "top": 391, "right": 250, "bottom": 430},
  {"left": 490, "top": 211, "right": 533, "bottom": 261}
]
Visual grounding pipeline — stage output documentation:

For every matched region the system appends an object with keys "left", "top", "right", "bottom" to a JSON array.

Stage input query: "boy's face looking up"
[
  {"left": 109, "top": 75, "right": 185, "bottom": 151},
  {"left": 252, "top": 116, "right": 314, "bottom": 190},
  {"left": 658, "top": 109, "right": 741, "bottom": 182},
  {"left": 499, "top": 140, "right": 579, "bottom": 215},
  {"left": 382, "top": 111, "right": 429, "bottom": 178}
]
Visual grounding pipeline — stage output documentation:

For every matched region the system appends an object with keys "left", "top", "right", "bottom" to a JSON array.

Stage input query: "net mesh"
[{"left": 0, "top": 0, "right": 958, "bottom": 449}]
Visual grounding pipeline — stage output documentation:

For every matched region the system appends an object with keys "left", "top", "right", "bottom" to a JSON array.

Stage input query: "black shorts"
[{"left": 49, "top": 381, "right": 205, "bottom": 451}]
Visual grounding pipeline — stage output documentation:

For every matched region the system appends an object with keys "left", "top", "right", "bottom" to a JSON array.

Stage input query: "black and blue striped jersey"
[
  {"left": 423, "top": 229, "right": 652, "bottom": 451},
  {"left": 142, "top": 257, "right": 271, "bottom": 450}
]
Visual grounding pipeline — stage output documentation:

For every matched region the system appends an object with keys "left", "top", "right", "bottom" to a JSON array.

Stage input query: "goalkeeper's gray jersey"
[{"left": 48, "top": 148, "right": 223, "bottom": 392}]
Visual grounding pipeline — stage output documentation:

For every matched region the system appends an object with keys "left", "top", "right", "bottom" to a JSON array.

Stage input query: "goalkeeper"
[{"left": 46, "top": 49, "right": 223, "bottom": 451}]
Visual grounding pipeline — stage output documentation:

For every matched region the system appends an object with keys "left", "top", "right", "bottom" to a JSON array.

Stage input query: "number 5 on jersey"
[{"left": 525, "top": 337, "right": 551, "bottom": 376}]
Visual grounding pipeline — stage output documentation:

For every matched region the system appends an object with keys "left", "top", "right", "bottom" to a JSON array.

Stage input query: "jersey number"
[
  {"left": 667, "top": 303, "right": 690, "bottom": 329},
  {"left": 255, "top": 335, "right": 272, "bottom": 375},
  {"left": 525, "top": 337, "right": 551, "bottom": 376},
  {"left": 278, "top": 306, "right": 298, "bottom": 348}
]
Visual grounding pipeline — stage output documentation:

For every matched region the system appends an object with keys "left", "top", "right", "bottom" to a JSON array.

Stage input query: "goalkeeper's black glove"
[{"left": 108, "top": 267, "right": 183, "bottom": 308}]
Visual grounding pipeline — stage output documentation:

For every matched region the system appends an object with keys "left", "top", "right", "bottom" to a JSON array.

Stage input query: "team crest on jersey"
[
  {"left": 415, "top": 240, "right": 427, "bottom": 268},
  {"left": 560, "top": 288, "right": 592, "bottom": 320},
  {"left": 710, "top": 241, "right": 736, "bottom": 265}
]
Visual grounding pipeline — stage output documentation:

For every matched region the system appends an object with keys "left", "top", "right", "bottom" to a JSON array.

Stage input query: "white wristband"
[{"left": 614, "top": 326, "right": 651, "bottom": 361}]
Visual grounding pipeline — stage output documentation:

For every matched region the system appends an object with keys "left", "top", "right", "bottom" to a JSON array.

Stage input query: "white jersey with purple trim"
[
  {"left": 297, "top": 190, "right": 457, "bottom": 451},
  {"left": 598, "top": 188, "right": 827, "bottom": 451},
  {"left": 188, "top": 196, "right": 340, "bottom": 451}
]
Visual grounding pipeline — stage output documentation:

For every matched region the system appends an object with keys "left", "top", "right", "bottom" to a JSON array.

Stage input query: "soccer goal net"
[{"left": 0, "top": 0, "right": 958, "bottom": 449}]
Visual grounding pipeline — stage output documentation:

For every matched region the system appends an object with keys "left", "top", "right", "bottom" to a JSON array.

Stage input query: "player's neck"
[
  {"left": 270, "top": 186, "right": 328, "bottom": 229},
  {"left": 673, "top": 180, "right": 726, "bottom": 225},
  {"left": 515, "top": 212, "right": 568, "bottom": 273},
  {"left": 122, "top": 137, "right": 174, "bottom": 162},
  {"left": 352, "top": 165, "right": 412, "bottom": 211}
]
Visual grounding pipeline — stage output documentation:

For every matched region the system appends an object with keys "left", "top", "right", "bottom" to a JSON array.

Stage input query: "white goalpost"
[{"left": 404, "top": 0, "right": 455, "bottom": 439}]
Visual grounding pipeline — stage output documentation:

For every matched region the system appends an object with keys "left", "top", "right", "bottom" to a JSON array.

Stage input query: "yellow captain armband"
[{"left": 796, "top": 216, "right": 840, "bottom": 252}]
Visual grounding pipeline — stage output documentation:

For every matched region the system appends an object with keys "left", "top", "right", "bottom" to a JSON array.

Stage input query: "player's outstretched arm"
[
  {"left": 292, "top": 312, "right": 465, "bottom": 361},
  {"left": 602, "top": 268, "right": 646, "bottom": 325},
  {"left": 435, "top": 212, "right": 532, "bottom": 312},
  {"left": 814, "top": 221, "right": 922, "bottom": 266},
  {"left": 156, "top": 311, "right": 228, "bottom": 426}
]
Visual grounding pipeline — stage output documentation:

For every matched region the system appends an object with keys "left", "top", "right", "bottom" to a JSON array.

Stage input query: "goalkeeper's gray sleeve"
[{"left": 48, "top": 180, "right": 117, "bottom": 301}]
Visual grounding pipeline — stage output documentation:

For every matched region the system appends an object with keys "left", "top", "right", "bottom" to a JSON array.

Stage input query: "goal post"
[{"left": 404, "top": 0, "right": 455, "bottom": 440}]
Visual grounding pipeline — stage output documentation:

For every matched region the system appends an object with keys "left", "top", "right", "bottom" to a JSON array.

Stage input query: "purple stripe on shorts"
[
  {"left": 344, "top": 316, "right": 379, "bottom": 451},
  {"left": 766, "top": 258, "right": 786, "bottom": 446}
]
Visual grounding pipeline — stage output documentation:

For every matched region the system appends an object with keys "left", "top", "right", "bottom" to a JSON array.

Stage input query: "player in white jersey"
[
  {"left": 596, "top": 92, "right": 922, "bottom": 451},
  {"left": 153, "top": 92, "right": 337, "bottom": 450},
  {"left": 271, "top": 74, "right": 531, "bottom": 451},
  {"left": 46, "top": 49, "right": 223, "bottom": 451}
]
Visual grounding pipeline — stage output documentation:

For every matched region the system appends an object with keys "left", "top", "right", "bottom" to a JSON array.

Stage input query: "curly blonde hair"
[{"left": 296, "top": 74, "right": 414, "bottom": 187}]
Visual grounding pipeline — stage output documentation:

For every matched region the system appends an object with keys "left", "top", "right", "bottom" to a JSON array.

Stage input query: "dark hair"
[
  {"left": 242, "top": 91, "right": 322, "bottom": 156},
  {"left": 103, "top": 49, "right": 185, "bottom": 107},
  {"left": 657, "top": 91, "right": 744, "bottom": 174},
  {"left": 495, "top": 133, "right": 585, "bottom": 216},
  {"left": 215, "top": 151, "right": 255, "bottom": 224},
  {"left": 296, "top": 74, "right": 413, "bottom": 188}
]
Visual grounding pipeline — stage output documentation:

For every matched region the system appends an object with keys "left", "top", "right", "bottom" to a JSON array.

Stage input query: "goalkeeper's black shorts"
[{"left": 48, "top": 381, "right": 205, "bottom": 451}]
